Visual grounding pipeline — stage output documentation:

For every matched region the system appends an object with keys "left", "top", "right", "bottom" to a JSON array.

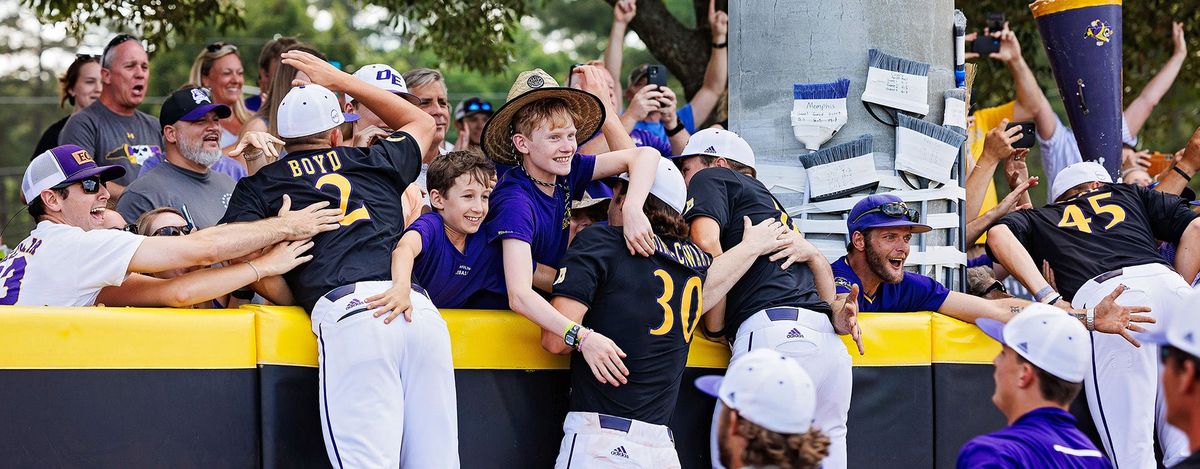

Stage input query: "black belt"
[
  {"left": 324, "top": 283, "right": 431, "bottom": 322},
  {"left": 597, "top": 414, "right": 673, "bottom": 442},
  {"left": 1090, "top": 268, "right": 1124, "bottom": 285}
]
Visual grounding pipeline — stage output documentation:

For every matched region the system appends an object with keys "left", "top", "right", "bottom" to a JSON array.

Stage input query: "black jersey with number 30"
[
  {"left": 552, "top": 225, "right": 712, "bottom": 425},
  {"left": 220, "top": 132, "right": 422, "bottom": 311},
  {"left": 683, "top": 167, "right": 830, "bottom": 338},
  {"left": 993, "top": 183, "right": 1197, "bottom": 301}
]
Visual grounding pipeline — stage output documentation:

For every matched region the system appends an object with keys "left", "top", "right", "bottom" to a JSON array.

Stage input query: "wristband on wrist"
[
  {"left": 1033, "top": 286, "right": 1055, "bottom": 303},
  {"left": 246, "top": 261, "right": 262, "bottom": 282},
  {"left": 576, "top": 328, "right": 591, "bottom": 351},
  {"left": 564, "top": 323, "right": 582, "bottom": 348},
  {"left": 666, "top": 122, "right": 685, "bottom": 136},
  {"left": 712, "top": 41, "right": 727, "bottom": 49},
  {"left": 1086, "top": 308, "right": 1096, "bottom": 331},
  {"left": 1173, "top": 165, "right": 1193, "bottom": 182}
]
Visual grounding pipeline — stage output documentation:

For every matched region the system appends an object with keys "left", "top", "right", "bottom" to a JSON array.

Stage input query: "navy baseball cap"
[
  {"left": 847, "top": 194, "right": 931, "bottom": 235},
  {"left": 22, "top": 145, "right": 125, "bottom": 203},
  {"left": 160, "top": 87, "right": 232, "bottom": 129}
]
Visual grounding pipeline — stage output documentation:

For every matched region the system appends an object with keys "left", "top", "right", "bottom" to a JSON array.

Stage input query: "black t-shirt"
[
  {"left": 553, "top": 225, "right": 712, "bottom": 425},
  {"left": 220, "top": 132, "right": 422, "bottom": 311},
  {"left": 683, "top": 167, "right": 831, "bottom": 338},
  {"left": 990, "top": 183, "right": 1197, "bottom": 301},
  {"left": 33, "top": 115, "right": 69, "bottom": 160}
]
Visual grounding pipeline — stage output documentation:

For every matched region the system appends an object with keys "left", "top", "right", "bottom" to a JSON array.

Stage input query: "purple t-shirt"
[
  {"left": 406, "top": 213, "right": 507, "bottom": 309},
  {"left": 630, "top": 128, "right": 672, "bottom": 157},
  {"left": 485, "top": 154, "right": 597, "bottom": 268},
  {"left": 957, "top": 407, "right": 1110, "bottom": 468},
  {"left": 831, "top": 256, "right": 950, "bottom": 312}
]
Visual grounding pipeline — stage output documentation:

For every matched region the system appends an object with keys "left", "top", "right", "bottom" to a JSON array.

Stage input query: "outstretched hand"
[
  {"left": 1173, "top": 21, "right": 1187, "bottom": 58},
  {"left": 1091, "top": 284, "right": 1155, "bottom": 347},
  {"left": 833, "top": 284, "right": 864, "bottom": 355}
]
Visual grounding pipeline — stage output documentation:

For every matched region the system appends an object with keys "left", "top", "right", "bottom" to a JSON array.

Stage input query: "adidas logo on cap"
[
  {"left": 610, "top": 446, "right": 629, "bottom": 459},
  {"left": 704, "top": 145, "right": 717, "bottom": 153},
  {"left": 787, "top": 328, "right": 804, "bottom": 339}
]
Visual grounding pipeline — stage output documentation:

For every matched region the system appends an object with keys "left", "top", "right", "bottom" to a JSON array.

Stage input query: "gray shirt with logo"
[
  {"left": 58, "top": 101, "right": 164, "bottom": 187},
  {"left": 116, "top": 160, "right": 236, "bottom": 229}
]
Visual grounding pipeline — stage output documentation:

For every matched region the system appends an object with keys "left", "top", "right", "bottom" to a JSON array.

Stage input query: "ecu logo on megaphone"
[{"left": 1085, "top": 19, "right": 1114, "bottom": 46}]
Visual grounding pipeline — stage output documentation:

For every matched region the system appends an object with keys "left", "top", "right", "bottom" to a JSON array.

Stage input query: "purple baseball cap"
[
  {"left": 847, "top": 194, "right": 931, "bottom": 235},
  {"left": 22, "top": 145, "right": 126, "bottom": 203}
]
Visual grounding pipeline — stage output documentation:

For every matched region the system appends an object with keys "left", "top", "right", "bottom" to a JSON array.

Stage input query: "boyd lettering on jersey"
[{"left": 286, "top": 150, "right": 344, "bottom": 177}]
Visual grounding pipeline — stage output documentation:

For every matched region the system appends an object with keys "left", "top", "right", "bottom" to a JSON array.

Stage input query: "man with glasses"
[
  {"left": 59, "top": 34, "right": 163, "bottom": 197},
  {"left": 116, "top": 87, "right": 239, "bottom": 228},
  {"left": 1, "top": 144, "right": 340, "bottom": 307},
  {"left": 452, "top": 97, "right": 493, "bottom": 152},
  {"left": 1146, "top": 290, "right": 1200, "bottom": 468},
  {"left": 987, "top": 161, "right": 1200, "bottom": 468},
  {"left": 831, "top": 195, "right": 1143, "bottom": 335}
]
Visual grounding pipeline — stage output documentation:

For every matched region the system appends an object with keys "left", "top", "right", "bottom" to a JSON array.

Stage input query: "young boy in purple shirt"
[
  {"left": 479, "top": 66, "right": 661, "bottom": 378},
  {"left": 960, "top": 305, "right": 1112, "bottom": 468}
]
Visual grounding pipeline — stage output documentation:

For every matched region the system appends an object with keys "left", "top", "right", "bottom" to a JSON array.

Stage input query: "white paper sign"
[
  {"left": 806, "top": 154, "right": 879, "bottom": 199},
  {"left": 943, "top": 97, "right": 967, "bottom": 130},
  {"left": 894, "top": 127, "right": 958, "bottom": 184},
  {"left": 862, "top": 67, "right": 929, "bottom": 115},
  {"left": 791, "top": 98, "right": 848, "bottom": 127}
]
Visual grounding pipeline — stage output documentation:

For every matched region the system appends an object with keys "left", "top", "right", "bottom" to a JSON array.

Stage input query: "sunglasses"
[
  {"left": 151, "top": 225, "right": 193, "bottom": 237},
  {"left": 75, "top": 53, "right": 101, "bottom": 63},
  {"left": 465, "top": 100, "right": 493, "bottom": 113},
  {"left": 852, "top": 201, "right": 920, "bottom": 225},
  {"left": 57, "top": 176, "right": 103, "bottom": 194},
  {"left": 102, "top": 34, "right": 139, "bottom": 61},
  {"left": 205, "top": 41, "right": 238, "bottom": 53}
]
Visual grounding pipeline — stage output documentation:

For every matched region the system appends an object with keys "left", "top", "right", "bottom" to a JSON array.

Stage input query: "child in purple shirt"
[{"left": 479, "top": 66, "right": 661, "bottom": 376}]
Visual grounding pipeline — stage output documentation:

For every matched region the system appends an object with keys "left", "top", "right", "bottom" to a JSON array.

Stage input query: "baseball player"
[
  {"left": 543, "top": 158, "right": 794, "bottom": 467},
  {"left": 3, "top": 144, "right": 337, "bottom": 307},
  {"left": 219, "top": 51, "right": 455, "bottom": 467},
  {"left": 676, "top": 128, "right": 856, "bottom": 469},
  {"left": 695, "top": 349, "right": 829, "bottom": 469},
  {"left": 987, "top": 161, "right": 1200, "bottom": 468},
  {"left": 959, "top": 305, "right": 1111, "bottom": 468},
  {"left": 1145, "top": 289, "right": 1200, "bottom": 468},
  {"left": 834, "top": 194, "right": 1151, "bottom": 340}
]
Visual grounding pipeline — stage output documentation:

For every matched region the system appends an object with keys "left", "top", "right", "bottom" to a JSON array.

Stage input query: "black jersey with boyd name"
[
  {"left": 220, "top": 132, "right": 421, "bottom": 311},
  {"left": 552, "top": 225, "right": 712, "bottom": 425},
  {"left": 683, "top": 167, "right": 831, "bottom": 339},
  {"left": 991, "top": 183, "right": 1197, "bottom": 301}
]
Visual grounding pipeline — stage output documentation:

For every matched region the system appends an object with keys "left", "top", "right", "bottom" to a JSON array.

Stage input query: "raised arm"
[
  {"left": 603, "top": 0, "right": 635, "bottom": 100},
  {"left": 1156, "top": 126, "right": 1200, "bottom": 196},
  {"left": 689, "top": 0, "right": 729, "bottom": 126},
  {"left": 282, "top": 50, "right": 437, "bottom": 155},
  {"left": 992, "top": 24, "right": 1054, "bottom": 135},
  {"left": 1124, "top": 21, "right": 1187, "bottom": 136},
  {"left": 130, "top": 196, "right": 340, "bottom": 274},
  {"left": 967, "top": 177, "right": 1037, "bottom": 243},
  {"left": 701, "top": 217, "right": 788, "bottom": 309},
  {"left": 967, "top": 122, "right": 1027, "bottom": 222},
  {"left": 593, "top": 146, "right": 660, "bottom": 256}
]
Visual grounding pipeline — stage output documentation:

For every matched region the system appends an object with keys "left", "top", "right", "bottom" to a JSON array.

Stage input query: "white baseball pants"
[{"left": 554, "top": 412, "right": 680, "bottom": 468}]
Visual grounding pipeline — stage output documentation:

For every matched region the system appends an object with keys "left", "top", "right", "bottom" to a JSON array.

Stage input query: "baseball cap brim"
[
  {"left": 976, "top": 318, "right": 1006, "bottom": 344},
  {"left": 343, "top": 112, "right": 360, "bottom": 123},
  {"left": 178, "top": 103, "right": 232, "bottom": 123},
  {"left": 347, "top": 91, "right": 421, "bottom": 106},
  {"left": 57, "top": 164, "right": 126, "bottom": 188},
  {"left": 694, "top": 375, "right": 723, "bottom": 398},
  {"left": 572, "top": 197, "right": 610, "bottom": 210},
  {"left": 859, "top": 218, "right": 933, "bottom": 234}
]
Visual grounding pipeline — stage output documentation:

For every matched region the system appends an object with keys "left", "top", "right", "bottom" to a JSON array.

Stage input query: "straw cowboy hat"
[{"left": 480, "top": 68, "right": 605, "bottom": 165}]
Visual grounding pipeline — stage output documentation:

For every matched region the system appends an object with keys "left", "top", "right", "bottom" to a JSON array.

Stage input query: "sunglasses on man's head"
[
  {"left": 851, "top": 201, "right": 920, "bottom": 225},
  {"left": 102, "top": 34, "right": 139, "bottom": 60},
  {"left": 205, "top": 41, "right": 237, "bottom": 53},
  {"left": 75, "top": 53, "right": 101, "bottom": 62}
]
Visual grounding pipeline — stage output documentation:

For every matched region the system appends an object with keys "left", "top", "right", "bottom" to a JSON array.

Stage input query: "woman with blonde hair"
[{"left": 188, "top": 41, "right": 252, "bottom": 152}]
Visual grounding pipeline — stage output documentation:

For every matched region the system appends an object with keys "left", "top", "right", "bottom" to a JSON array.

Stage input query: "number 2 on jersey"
[
  {"left": 315, "top": 174, "right": 371, "bottom": 225},
  {"left": 1058, "top": 192, "right": 1126, "bottom": 234},
  {"left": 649, "top": 269, "right": 703, "bottom": 342}
]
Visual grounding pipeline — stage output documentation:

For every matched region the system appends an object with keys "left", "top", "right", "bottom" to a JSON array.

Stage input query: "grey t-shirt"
[
  {"left": 58, "top": 101, "right": 164, "bottom": 187},
  {"left": 116, "top": 160, "right": 236, "bottom": 229}
]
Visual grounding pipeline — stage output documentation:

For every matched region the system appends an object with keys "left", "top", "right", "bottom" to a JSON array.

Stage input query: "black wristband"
[
  {"left": 982, "top": 281, "right": 1007, "bottom": 297},
  {"left": 712, "top": 41, "right": 727, "bottom": 49},
  {"left": 1173, "top": 165, "right": 1193, "bottom": 181},
  {"left": 666, "top": 122, "right": 685, "bottom": 137}
]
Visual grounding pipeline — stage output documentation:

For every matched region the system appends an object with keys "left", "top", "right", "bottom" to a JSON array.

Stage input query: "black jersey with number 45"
[
  {"left": 992, "top": 183, "right": 1197, "bottom": 301},
  {"left": 683, "top": 167, "right": 831, "bottom": 339},
  {"left": 220, "top": 132, "right": 421, "bottom": 312},
  {"left": 553, "top": 225, "right": 713, "bottom": 425}
]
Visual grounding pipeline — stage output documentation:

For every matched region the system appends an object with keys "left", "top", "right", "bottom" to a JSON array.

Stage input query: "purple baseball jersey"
[
  {"left": 406, "top": 212, "right": 507, "bottom": 309},
  {"left": 831, "top": 256, "right": 950, "bottom": 313},
  {"left": 484, "top": 154, "right": 597, "bottom": 268},
  {"left": 957, "top": 407, "right": 1110, "bottom": 468}
]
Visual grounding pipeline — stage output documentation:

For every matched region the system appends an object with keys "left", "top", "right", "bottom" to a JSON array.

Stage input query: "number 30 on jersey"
[{"left": 649, "top": 269, "right": 703, "bottom": 342}]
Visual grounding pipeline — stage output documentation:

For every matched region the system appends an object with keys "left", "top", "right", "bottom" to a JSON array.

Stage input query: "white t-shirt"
[{"left": 0, "top": 221, "right": 144, "bottom": 306}]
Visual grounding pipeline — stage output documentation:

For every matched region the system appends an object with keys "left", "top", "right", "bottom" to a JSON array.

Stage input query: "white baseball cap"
[
  {"left": 276, "top": 84, "right": 360, "bottom": 139},
  {"left": 1141, "top": 288, "right": 1200, "bottom": 358},
  {"left": 678, "top": 128, "right": 756, "bottom": 169},
  {"left": 1050, "top": 161, "right": 1112, "bottom": 203},
  {"left": 345, "top": 64, "right": 420, "bottom": 105},
  {"left": 694, "top": 349, "right": 817, "bottom": 434},
  {"left": 976, "top": 304, "right": 1091, "bottom": 383},
  {"left": 618, "top": 157, "right": 687, "bottom": 214}
]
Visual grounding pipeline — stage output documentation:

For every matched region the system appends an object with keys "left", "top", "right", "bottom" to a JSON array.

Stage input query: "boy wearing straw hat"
[{"left": 480, "top": 65, "right": 662, "bottom": 385}]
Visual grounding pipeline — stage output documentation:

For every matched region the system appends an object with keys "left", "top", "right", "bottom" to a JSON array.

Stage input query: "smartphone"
[
  {"left": 646, "top": 64, "right": 668, "bottom": 87},
  {"left": 1006, "top": 121, "right": 1036, "bottom": 149},
  {"left": 1147, "top": 151, "right": 1175, "bottom": 177},
  {"left": 973, "top": 36, "right": 1001, "bottom": 56},
  {"left": 987, "top": 13, "right": 1005, "bottom": 32},
  {"left": 567, "top": 63, "right": 583, "bottom": 88}
]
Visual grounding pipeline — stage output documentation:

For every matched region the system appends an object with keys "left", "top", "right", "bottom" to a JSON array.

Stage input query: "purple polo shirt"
[
  {"left": 957, "top": 407, "right": 1110, "bottom": 468},
  {"left": 630, "top": 128, "right": 672, "bottom": 157},
  {"left": 831, "top": 256, "right": 950, "bottom": 312},
  {"left": 485, "top": 153, "right": 597, "bottom": 268},
  {"left": 406, "top": 212, "right": 507, "bottom": 309}
]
